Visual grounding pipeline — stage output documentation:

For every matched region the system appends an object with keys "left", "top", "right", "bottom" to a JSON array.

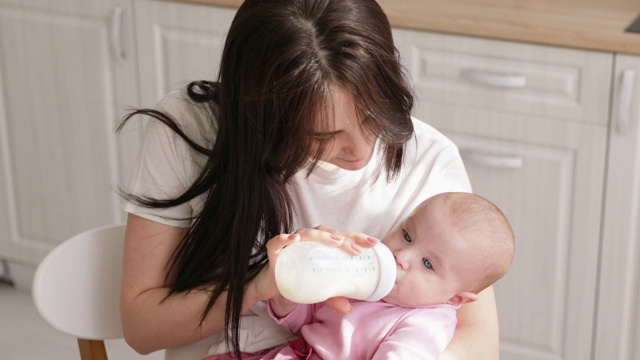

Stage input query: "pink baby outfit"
[{"left": 203, "top": 299, "right": 457, "bottom": 360}]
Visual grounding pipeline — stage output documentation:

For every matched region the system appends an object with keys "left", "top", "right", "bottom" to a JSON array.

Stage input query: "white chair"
[{"left": 32, "top": 224, "right": 127, "bottom": 360}]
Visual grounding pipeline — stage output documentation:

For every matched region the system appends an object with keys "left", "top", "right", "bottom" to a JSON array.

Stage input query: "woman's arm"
[
  {"left": 120, "top": 214, "right": 281, "bottom": 354},
  {"left": 439, "top": 286, "right": 500, "bottom": 360},
  {"left": 119, "top": 217, "right": 361, "bottom": 354}
]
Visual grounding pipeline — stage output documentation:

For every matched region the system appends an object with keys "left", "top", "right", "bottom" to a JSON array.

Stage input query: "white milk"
[{"left": 275, "top": 241, "right": 397, "bottom": 304}]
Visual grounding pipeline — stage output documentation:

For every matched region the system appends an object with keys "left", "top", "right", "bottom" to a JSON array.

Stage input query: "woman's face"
[{"left": 313, "top": 87, "right": 377, "bottom": 171}]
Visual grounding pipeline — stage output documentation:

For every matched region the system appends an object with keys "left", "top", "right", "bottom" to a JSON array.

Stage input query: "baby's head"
[{"left": 381, "top": 192, "right": 514, "bottom": 307}]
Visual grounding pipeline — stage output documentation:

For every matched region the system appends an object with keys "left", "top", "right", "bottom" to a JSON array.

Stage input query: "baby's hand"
[{"left": 269, "top": 294, "right": 298, "bottom": 319}]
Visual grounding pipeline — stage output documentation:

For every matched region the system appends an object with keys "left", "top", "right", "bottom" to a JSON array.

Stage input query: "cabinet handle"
[
  {"left": 461, "top": 69, "right": 527, "bottom": 88},
  {"left": 460, "top": 149, "right": 523, "bottom": 169},
  {"left": 617, "top": 69, "right": 637, "bottom": 135},
  {"left": 111, "top": 6, "right": 126, "bottom": 61}
]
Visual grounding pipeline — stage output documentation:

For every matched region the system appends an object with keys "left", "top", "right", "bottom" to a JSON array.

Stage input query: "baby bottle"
[{"left": 274, "top": 241, "right": 397, "bottom": 304}]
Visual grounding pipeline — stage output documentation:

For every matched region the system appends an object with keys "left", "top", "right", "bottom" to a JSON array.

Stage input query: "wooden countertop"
[{"left": 173, "top": 0, "right": 640, "bottom": 55}]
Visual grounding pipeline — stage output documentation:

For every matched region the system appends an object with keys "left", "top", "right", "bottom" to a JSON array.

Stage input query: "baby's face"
[{"left": 381, "top": 201, "right": 470, "bottom": 307}]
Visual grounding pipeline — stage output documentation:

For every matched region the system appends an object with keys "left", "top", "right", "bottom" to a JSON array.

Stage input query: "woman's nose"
[{"left": 342, "top": 130, "right": 373, "bottom": 158}]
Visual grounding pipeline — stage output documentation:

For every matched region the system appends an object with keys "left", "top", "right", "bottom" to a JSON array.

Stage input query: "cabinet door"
[
  {"left": 0, "top": 0, "right": 138, "bottom": 264},
  {"left": 595, "top": 54, "right": 640, "bottom": 360},
  {"left": 442, "top": 115, "right": 606, "bottom": 360},
  {"left": 394, "top": 29, "right": 610, "bottom": 360},
  {"left": 134, "top": 0, "right": 236, "bottom": 107}
]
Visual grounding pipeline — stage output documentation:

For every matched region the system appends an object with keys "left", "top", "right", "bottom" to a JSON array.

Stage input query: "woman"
[{"left": 119, "top": 0, "right": 499, "bottom": 358}]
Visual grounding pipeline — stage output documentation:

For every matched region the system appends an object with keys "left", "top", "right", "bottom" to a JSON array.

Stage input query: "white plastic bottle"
[{"left": 274, "top": 241, "right": 397, "bottom": 304}]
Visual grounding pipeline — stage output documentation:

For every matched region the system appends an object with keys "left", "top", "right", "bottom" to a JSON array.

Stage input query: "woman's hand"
[
  {"left": 248, "top": 226, "right": 379, "bottom": 314},
  {"left": 248, "top": 233, "right": 301, "bottom": 303},
  {"left": 308, "top": 225, "right": 381, "bottom": 314},
  {"left": 313, "top": 224, "right": 380, "bottom": 256},
  {"left": 249, "top": 227, "right": 347, "bottom": 302}
]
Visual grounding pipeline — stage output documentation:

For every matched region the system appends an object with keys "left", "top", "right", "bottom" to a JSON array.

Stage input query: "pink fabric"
[
  {"left": 202, "top": 338, "right": 316, "bottom": 360},
  {"left": 204, "top": 300, "right": 457, "bottom": 360}
]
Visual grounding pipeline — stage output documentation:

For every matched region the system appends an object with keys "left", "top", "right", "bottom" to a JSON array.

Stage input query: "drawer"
[{"left": 393, "top": 28, "right": 613, "bottom": 125}]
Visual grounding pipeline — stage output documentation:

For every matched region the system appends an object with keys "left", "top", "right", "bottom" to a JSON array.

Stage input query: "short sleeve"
[{"left": 124, "top": 89, "right": 215, "bottom": 227}]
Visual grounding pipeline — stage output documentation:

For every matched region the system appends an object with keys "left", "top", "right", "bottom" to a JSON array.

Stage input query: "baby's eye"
[
  {"left": 423, "top": 258, "right": 434, "bottom": 270},
  {"left": 402, "top": 230, "right": 412, "bottom": 243}
]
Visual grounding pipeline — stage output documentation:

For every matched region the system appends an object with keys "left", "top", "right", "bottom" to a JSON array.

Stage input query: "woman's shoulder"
[
  {"left": 153, "top": 85, "right": 218, "bottom": 148},
  {"left": 407, "top": 117, "right": 461, "bottom": 161},
  {"left": 410, "top": 117, "right": 456, "bottom": 146}
]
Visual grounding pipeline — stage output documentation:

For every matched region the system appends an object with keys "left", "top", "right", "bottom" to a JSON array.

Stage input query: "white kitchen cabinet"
[
  {"left": 0, "top": 0, "right": 139, "bottom": 265},
  {"left": 394, "top": 29, "right": 611, "bottom": 360},
  {"left": 133, "top": 0, "right": 236, "bottom": 107},
  {"left": 594, "top": 54, "right": 640, "bottom": 360}
]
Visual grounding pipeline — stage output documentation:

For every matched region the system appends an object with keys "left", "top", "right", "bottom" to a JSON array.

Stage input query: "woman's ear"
[{"left": 447, "top": 292, "right": 479, "bottom": 306}]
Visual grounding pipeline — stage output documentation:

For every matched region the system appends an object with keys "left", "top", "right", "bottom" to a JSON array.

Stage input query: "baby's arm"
[
  {"left": 267, "top": 299, "right": 316, "bottom": 336},
  {"left": 269, "top": 295, "right": 298, "bottom": 319}
]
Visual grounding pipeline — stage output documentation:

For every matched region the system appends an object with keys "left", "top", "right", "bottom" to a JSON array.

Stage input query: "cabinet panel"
[
  {"left": 595, "top": 54, "right": 640, "bottom": 360},
  {"left": 394, "top": 28, "right": 613, "bottom": 126},
  {"left": 134, "top": 0, "right": 236, "bottom": 107},
  {"left": 413, "top": 106, "right": 606, "bottom": 360},
  {"left": 0, "top": 0, "right": 138, "bottom": 264},
  {"left": 395, "top": 27, "right": 611, "bottom": 359},
  {"left": 459, "top": 136, "right": 574, "bottom": 356}
]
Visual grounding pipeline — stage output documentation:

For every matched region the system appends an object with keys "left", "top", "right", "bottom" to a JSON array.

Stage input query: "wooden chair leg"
[{"left": 78, "top": 338, "right": 108, "bottom": 360}]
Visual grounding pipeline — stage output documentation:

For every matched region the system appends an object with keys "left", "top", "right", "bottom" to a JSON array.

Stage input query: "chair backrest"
[{"left": 32, "top": 224, "right": 126, "bottom": 347}]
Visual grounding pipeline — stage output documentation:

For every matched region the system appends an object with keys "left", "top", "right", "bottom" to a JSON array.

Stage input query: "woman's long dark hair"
[{"left": 118, "top": 0, "right": 414, "bottom": 356}]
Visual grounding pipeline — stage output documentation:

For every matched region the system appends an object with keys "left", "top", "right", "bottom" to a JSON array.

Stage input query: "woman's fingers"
[
  {"left": 266, "top": 233, "right": 300, "bottom": 256},
  {"left": 324, "top": 296, "right": 353, "bottom": 314},
  {"left": 294, "top": 227, "right": 345, "bottom": 246},
  {"left": 251, "top": 233, "right": 301, "bottom": 302},
  {"left": 313, "top": 225, "right": 380, "bottom": 255}
]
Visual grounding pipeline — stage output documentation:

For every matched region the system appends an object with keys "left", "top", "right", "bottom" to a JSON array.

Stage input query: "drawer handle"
[
  {"left": 617, "top": 69, "right": 636, "bottom": 135},
  {"left": 461, "top": 69, "right": 527, "bottom": 88},
  {"left": 461, "top": 149, "right": 523, "bottom": 169},
  {"left": 111, "top": 6, "right": 126, "bottom": 61}
]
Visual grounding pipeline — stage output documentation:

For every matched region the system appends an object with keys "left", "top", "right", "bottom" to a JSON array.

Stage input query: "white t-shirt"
[{"left": 124, "top": 88, "right": 472, "bottom": 359}]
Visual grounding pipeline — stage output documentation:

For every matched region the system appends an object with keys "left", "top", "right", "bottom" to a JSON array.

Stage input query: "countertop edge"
[{"left": 171, "top": 0, "right": 640, "bottom": 55}]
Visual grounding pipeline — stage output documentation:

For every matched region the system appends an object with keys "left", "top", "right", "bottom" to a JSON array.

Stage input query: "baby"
[{"left": 205, "top": 192, "right": 515, "bottom": 359}]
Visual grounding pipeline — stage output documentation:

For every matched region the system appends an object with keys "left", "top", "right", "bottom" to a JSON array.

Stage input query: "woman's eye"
[
  {"left": 310, "top": 132, "right": 338, "bottom": 142},
  {"left": 402, "top": 230, "right": 412, "bottom": 243},
  {"left": 423, "top": 258, "right": 434, "bottom": 270},
  {"left": 313, "top": 135, "right": 335, "bottom": 141}
]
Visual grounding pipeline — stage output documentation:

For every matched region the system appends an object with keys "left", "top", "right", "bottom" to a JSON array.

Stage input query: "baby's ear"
[{"left": 447, "top": 292, "right": 478, "bottom": 306}]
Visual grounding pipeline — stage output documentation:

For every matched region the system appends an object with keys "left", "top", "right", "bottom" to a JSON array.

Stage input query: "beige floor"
[{"left": 0, "top": 264, "right": 164, "bottom": 360}]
